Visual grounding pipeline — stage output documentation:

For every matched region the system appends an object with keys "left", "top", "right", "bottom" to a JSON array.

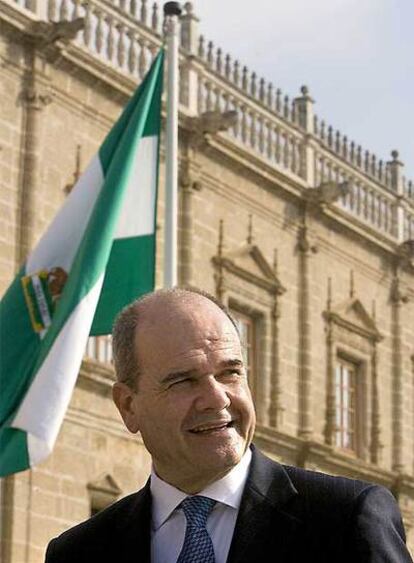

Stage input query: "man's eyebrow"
[
  {"left": 161, "top": 359, "right": 244, "bottom": 386},
  {"left": 218, "top": 358, "right": 244, "bottom": 369},
  {"left": 161, "top": 370, "right": 197, "bottom": 386}
]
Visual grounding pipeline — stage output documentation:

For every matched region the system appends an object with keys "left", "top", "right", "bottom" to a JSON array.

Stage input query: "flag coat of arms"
[{"left": 0, "top": 50, "right": 164, "bottom": 476}]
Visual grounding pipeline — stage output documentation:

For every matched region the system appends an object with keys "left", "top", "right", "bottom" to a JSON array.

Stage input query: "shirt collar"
[{"left": 150, "top": 448, "right": 252, "bottom": 531}]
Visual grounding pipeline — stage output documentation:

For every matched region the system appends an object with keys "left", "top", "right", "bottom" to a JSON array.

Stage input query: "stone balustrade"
[
  {"left": 5, "top": 0, "right": 414, "bottom": 243},
  {"left": 85, "top": 335, "right": 113, "bottom": 364}
]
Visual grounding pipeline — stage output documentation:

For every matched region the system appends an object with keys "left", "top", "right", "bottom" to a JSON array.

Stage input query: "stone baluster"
[
  {"left": 224, "top": 54, "right": 231, "bottom": 79},
  {"left": 48, "top": 0, "right": 57, "bottom": 21},
  {"left": 106, "top": 15, "right": 115, "bottom": 62},
  {"left": 274, "top": 126, "right": 281, "bottom": 163},
  {"left": 82, "top": 3, "right": 92, "bottom": 47},
  {"left": 267, "top": 82, "right": 273, "bottom": 107},
  {"left": 387, "top": 150, "right": 405, "bottom": 241},
  {"left": 216, "top": 47, "right": 222, "bottom": 73},
  {"left": 207, "top": 40, "right": 214, "bottom": 66},
  {"left": 95, "top": 10, "right": 104, "bottom": 54},
  {"left": 291, "top": 136, "right": 297, "bottom": 172},
  {"left": 291, "top": 99, "right": 296, "bottom": 124},
  {"left": 233, "top": 60, "right": 239, "bottom": 85},
  {"left": 130, "top": 0, "right": 138, "bottom": 18},
  {"left": 205, "top": 79, "right": 212, "bottom": 110},
  {"left": 241, "top": 105, "right": 247, "bottom": 143},
  {"left": 378, "top": 159, "right": 384, "bottom": 182},
  {"left": 266, "top": 121, "right": 273, "bottom": 159},
  {"left": 139, "top": 39, "right": 148, "bottom": 77},
  {"left": 342, "top": 136, "right": 348, "bottom": 159},
  {"left": 275, "top": 88, "right": 281, "bottom": 113},
  {"left": 364, "top": 150, "right": 369, "bottom": 173},
  {"left": 250, "top": 72, "right": 257, "bottom": 98},
  {"left": 242, "top": 66, "right": 248, "bottom": 91},
  {"left": 327, "top": 126, "right": 333, "bottom": 148},
  {"left": 320, "top": 120, "right": 325, "bottom": 141},
  {"left": 127, "top": 30, "right": 137, "bottom": 74},
  {"left": 198, "top": 34, "right": 205, "bottom": 58},
  {"left": 283, "top": 132, "right": 289, "bottom": 168},
  {"left": 258, "top": 116, "right": 265, "bottom": 154},
  {"left": 283, "top": 95, "right": 289, "bottom": 119},
  {"left": 250, "top": 110, "right": 256, "bottom": 148},
  {"left": 72, "top": 0, "right": 82, "bottom": 18},
  {"left": 356, "top": 145, "right": 362, "bottom": 167},
  {"left": 313, "top": 115, "right": 318, "bottom": 136},
  {"left": 140, "top": 0, "right": 148, "bottom": 25},
  {"left": 117, "top": 24, "right": 126, "bottom": 68},
  {"left": 120, "top": 0, "right": 127, "bottom": 10},
  {"left": 232, "top": 99, "right": 239, "bottom": 137},
  {"left": 214, "top": 86, "right": 221, "bottom": 111},
  {"left": 151, "top": 3, "right": 159, "bottom": 31},
  {"left": 60, "top": 0, "right": 69, "bottom": 20},
  {"left": 259, "top": 78, "right": 265, "bottom": 103},
  {"left": 371, "top": 154, "right": 377, "bottom": 177},
  {"left": 196, "top": 75, "right": 204, "bottom": 113},
  {"left": 350, "top": 141, "right": 355, "bottom": 164},
  {"left": 335, "top": 130, "right": 340, "bottom": 153}
]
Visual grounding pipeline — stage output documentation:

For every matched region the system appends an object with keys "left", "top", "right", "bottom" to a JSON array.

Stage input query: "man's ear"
[{"left": 112, "top": 382, "right": 140, "bottom": 434}]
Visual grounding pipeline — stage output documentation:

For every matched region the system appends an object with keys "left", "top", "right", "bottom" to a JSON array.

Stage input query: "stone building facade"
[{"left": 0, "top": 1, "right": 413, "bottom": 561}]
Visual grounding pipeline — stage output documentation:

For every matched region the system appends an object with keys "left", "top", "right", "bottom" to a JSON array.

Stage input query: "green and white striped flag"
[{"left": 0, "top": 50, "right": 164, "bottom": 476}]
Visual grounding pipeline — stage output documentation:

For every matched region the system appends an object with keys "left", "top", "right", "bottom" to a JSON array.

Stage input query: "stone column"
[
  {"left": 324, "top": 319, "right": 336, "bottom": 446},
  {"left": 18, "top": 53, "right": 52, "bottom": 263},
  {"left": 390, "top": 276, "right": 407, "bottom": 473},
  {"left": 268, "top": 296, "right": 284, "bottom": 428},
  {"left": 297, "top": 222, "right": 317, "bottom": 439},
  {"left": 370, "top": 342, "right": 382, "bottom": 464}
]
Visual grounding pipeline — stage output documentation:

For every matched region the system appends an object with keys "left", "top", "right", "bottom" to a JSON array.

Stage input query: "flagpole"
[{"left": 163, "top": 2, "right": 182, "bottom": 288}]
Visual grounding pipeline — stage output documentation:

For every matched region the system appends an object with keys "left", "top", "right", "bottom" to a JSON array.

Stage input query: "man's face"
[{"left": 114, "top": 296, "right": 256, "bottom": 493}]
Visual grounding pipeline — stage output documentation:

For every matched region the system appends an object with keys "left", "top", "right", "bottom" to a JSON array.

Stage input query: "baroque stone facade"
[{"left": 0, "top": 1, "right": 413, "bottom": 561}]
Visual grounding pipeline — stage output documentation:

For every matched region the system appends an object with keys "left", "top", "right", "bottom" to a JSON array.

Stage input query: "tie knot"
[{"left": 180, "top": 496, "right": 216, "bottom": 528}]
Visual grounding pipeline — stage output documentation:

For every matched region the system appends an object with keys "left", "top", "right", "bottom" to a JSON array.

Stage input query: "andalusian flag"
[{"left": 0, "top": 50, "right": 164, "bottom": 476}]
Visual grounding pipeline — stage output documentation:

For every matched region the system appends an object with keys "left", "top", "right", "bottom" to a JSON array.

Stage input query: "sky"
[{"left": 194, "top": 0, "right": 414, "bottom": 182}]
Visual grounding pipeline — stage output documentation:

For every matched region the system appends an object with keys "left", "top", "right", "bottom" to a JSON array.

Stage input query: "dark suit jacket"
[{"left": 45, "top": 447, "right": 413, "bottom": 562}]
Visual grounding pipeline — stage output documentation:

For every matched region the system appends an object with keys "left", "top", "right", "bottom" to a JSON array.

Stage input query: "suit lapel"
[
  {"left": 227, "top": 447, "right": 302, "bottom": 563},
  {"left": 115, "top": 480, "right": 152, "bottom": 563}
]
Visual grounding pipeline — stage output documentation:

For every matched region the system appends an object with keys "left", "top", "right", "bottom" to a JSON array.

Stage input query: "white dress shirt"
[{"left": 150, "top": 449, "right": 252, "bottom": 563}]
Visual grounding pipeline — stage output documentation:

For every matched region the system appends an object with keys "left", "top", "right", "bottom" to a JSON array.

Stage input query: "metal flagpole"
[{"left": 163, "top": 2, "right": 182, "bottom": 288}]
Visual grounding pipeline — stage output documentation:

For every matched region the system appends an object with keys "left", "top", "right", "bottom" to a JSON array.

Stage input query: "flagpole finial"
[{"left": 164, "top": 2, "right": 182, "bottom": 16}]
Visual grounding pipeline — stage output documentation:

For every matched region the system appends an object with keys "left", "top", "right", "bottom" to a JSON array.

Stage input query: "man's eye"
[{"left": 169, "top": 378, "right": 190, "bottom": 388}]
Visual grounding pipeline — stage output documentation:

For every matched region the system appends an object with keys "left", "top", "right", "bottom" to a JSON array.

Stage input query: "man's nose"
[{"left": 195, "top": 376, "right": 231, "bottom": 411}]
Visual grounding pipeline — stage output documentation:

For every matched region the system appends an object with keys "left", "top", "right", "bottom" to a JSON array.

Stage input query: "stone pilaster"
[
  {"left": 390, "top": 275, "right": 408, "bottom": 473},
  {"left": 297, "top": 220, "right": 318, "bottom": 439}
]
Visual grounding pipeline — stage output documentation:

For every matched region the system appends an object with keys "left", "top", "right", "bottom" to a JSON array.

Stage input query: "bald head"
[{"left": 112, "top": 288, "right": 238, "bottom": 389}]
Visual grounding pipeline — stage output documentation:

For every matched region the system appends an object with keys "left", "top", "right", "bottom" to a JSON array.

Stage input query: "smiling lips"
[{"left": 189, "top": 420, "right": 234, "bottom": 434}]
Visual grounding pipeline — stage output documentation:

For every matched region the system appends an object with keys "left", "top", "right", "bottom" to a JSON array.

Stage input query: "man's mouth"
[{"left": 189, "top": 421, "right": 235, "bottom": 434}]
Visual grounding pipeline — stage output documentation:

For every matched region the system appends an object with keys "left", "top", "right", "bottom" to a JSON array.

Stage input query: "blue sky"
[{"left": 195, "top": 0, "right": 414, "bottom": 182}]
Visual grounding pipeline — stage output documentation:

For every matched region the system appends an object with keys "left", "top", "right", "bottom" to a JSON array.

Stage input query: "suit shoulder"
[
  {"left": 282, "top": 463, "right": 385, "bottom": 505},
  {"left": 46, "top": 489, "right": 144, "bottom": 559}
]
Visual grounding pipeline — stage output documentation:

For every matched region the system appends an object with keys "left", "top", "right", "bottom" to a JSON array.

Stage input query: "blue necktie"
[{"left": 176, "top": 495, "right": 216, "bottom": 563}]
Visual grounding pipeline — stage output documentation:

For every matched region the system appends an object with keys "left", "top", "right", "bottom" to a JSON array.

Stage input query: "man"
[{"left": 46, "top": 288, "right": 413, "bottom": 562}]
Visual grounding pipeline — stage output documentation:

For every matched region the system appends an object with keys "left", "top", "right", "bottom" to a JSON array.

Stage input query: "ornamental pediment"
[
  {"left": 214, "top": 242, "right": 285, "bottom": 295},
  {"left": 326, "top": 297, "right": 382, "bottom": 341},
  {"left": 87, "top": 473, "right": 122, "bottom": 496}
]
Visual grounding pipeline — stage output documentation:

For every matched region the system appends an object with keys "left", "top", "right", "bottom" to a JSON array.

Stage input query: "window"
[
  {"left": 335, "top": 358, "right": 358, "bottom": 452},
  {"left": 230, "top": 309, "right": 257, "bottom": 391}
]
